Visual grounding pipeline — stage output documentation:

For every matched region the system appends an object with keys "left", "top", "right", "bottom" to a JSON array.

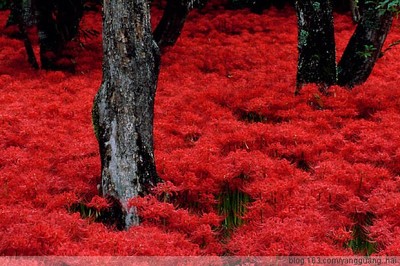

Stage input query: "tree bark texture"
[
  {"left": 36, "top": 0, "right": 83, "bottom": 69},
  {"left": 36, "top": 0, "right": 63, "bottom": 68},
  {"left": 153, "top": 0, "right": 208, "bottom": 50},
  {"left": 295, "top": 0, "right": 337, "bottom": 90},
  {"left": 6, "top": 0, "right": 36, "bottom": 27},
  {"left": 349, "top": 0, "right": 361, "bottom": 23},
  {"left": 153, "top": 0, "right": 190, "bottom": 49},
  {"left": 9, "top": 0, "right": 38, "bottom": 69},
  {"left": 93, "top": 0, "right": 161, "bottom": 229},
  {"left": 337, "top": 0, "right": 393, "bottom": 88}
]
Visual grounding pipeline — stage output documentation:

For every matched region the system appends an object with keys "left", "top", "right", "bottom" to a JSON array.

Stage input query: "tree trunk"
[
  {"left": 153, "top": 0, "right": 192, "bottom": 49},
  {"left": 6, "top": 0, "right": 36, "bottom": 27},
  {"left": 54, "top": 0, "right": 84, "bottom": 43},
  {"left": 337, "top": 0, "right": 393, "bottom": 88},
  {"left": 36, "top": 0, "right": 83, "bottom": 70},
  {"left": 93, "top": 0, "right": 161, "bottom": 229},
  {"left": 153, "top": 0, "right": 208, "bottom": 50},
  {"left": 9, "top": 0, "right": 38, "bottom": 69},
  {"left": 36, "top": 0, "right": 61, "bottom": 68},
  {"left": 295, "top": 0, "right": 337, "bottom": 92},
  {"left": 349, "top": 0, "right": 361, "bottom": 23}
]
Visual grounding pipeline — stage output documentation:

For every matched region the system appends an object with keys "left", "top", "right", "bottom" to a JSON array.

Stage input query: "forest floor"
[{"left": 1, "top": 4, "right": 400, "bottom": 256}]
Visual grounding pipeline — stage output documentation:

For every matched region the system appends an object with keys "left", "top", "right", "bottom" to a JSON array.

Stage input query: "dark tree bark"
[
  {"left": 36, "top": 0, "right": 63, "bottom": 68},
  {"left": 153, "top": 0, "right": 190, "bottom": 49},
  {"left": 54, "top": 0, "right": 84, "bottom": 43},
  {"left": 6, "top": 0, "right": 36, "bottom": 27},
  {"left": 6, "top": 0, "right": 82, "bottom": 70},
  {"left": 93, "top": 0, "right": 161, "bottom": 228},
  {"left": 295, "top": 0, "right": 337, "bottom": 92},
  {"left": 334, "top": 0, "right": 361, "bottom": 23},
  {"left": 9, "top": 0, "right": 38, "bottom": 69},
  {"left": 349, "top": 0, "right": 361, "bottom": 23},
  {"left": 154, "top": 0, "right": 207, "bottom": 50},
  {"left": 36, "top": 0, "right": 83, "bottom": 70},
  {"left": 337, "top": 0, "right": 393, "bottom": 88}
]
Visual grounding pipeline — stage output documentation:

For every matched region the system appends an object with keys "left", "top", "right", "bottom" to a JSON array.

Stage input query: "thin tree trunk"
[
  {"left": 349, "top": 0, "right": 361, "bottom": 23},
  {"left": 93, "top": 0, "right": 161, "bottom": 229},
  {"left": 35, "top": 0, "right": 61, "bottom": 69},
  {"left": 337, "top": 0, "right": 393, "bottom": 88},
  {"left": 10, "top": 0, "right": 38, "bottom": 69},
  {"left": 295, "top": 0, "right": 336, "bottom": 92},
  {"left": 54, "top": 0, "right": 84, "bottom": 43},
  {"left": 35, "top": 0, "right": 83, "bottom": 70},
  {"left": 153, "top": 0, "right": 208, "bottom": 50},
  {"left": 154, "top": 0, "right": 190, "bottom": 49},
  {"left": 6, "top": 0, "right": 36, "bottom": 27}
]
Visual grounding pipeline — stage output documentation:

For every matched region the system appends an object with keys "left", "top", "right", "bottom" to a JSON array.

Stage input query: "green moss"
[
  {"left": 312, "top": 1, "right": 321, "bottom": 12},
  {"left": 299, "top": 30, "right": 309, "bottom": 47}
]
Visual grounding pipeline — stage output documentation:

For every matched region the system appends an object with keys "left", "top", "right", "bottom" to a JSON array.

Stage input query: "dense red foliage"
[{"left": 1, "top": 2, "right": 400, "bottom": 255}]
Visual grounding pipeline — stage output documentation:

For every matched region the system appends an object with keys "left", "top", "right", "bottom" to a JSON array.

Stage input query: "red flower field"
[{"left": 1, "top": 2, "right": 400, "bottom": 256}]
